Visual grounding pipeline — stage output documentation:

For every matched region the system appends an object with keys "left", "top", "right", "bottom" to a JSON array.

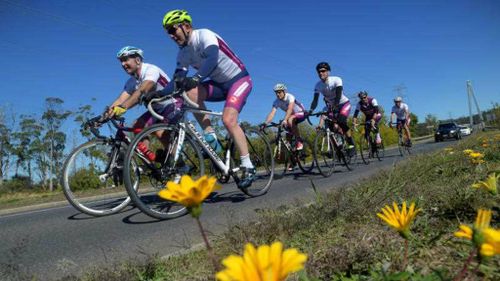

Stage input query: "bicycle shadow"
[
  {"left": 204, "top": 190, "right": 246, "bottom": 204},
  {"left": 67, "top": 201, "right": 136, "bottom": 220}
]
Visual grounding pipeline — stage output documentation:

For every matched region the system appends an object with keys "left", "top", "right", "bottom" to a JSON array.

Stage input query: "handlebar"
[{"left": 84, "top": 113, "right": 125, "bottom": 139}]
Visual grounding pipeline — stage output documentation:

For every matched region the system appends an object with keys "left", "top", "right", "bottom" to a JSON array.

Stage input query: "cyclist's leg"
[
  {"left": 186, "top": 83, "right": 214, "bottom": 132},
  {"left": 289, "top": 113, "right": 305, "bottom": 149},
  {"left": 373, "top": 113, "right": 382, "bottom": 143},
  {"left": 222, "top": 73, "right": 255, "bottom": 188},
  {"left": 337, "top": 102, "right": 354, "bottom": 147},
  {"left": 404, "top": 118, "right": 412, "bottom": 144}
]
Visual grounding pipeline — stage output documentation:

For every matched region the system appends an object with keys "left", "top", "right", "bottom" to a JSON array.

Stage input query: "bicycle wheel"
[
  {"left": 313, "top": 130, "right": 336, "bottom": 177},
  {"left": 397, "top": 134, "right": 404, "bottom": 156},
  {"left": 375, "top": 139, "right": 385, "bottom": 160},
  {"left": 123, "top": 123, "right": 205, "bottom": 220},
  {"left": 238, "top": 128, "right": 274, "bottom": 197},
  {"left": 61, "top": 139, "right": 133, "bottom": 216},
  {"left": 274, "top": 141, "right": 292, "bottom": 176},
  {"left": 297, "top": 139, "right": 314, "bottom": 173},
  {"left": 358, "top": 134, "right": 371, "bottom": 165}
]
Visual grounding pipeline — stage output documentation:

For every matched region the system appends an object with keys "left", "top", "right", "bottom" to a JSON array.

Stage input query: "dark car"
[{"left": 435, "top": 122, "right": 462, "bottom": 142}]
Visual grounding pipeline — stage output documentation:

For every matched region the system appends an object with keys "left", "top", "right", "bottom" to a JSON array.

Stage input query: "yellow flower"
[
  {"left": 482, "top": 143, "right": 489, "bottom": 148},
  {"left": 480, "top": 228, "right": 500, "bottom": 257},
  {"left": 472, "top": 173, "right": 498, "bottom": 195},
  {"left": 463, "top": 149, "right": 474, "bottom": 155},
  {"left": 377, "top": 201, "right": 421, "bottom": 239},
  {"left": 158, "top": 175, "right": 220, "bottom": 209},
  {"left": 468, "top": 152, "right": 484, "bottom": 159},
  {"left": 216, "top": 242, "right": 307, "bottom": 281},
  {"left": 454, "top": 209, "right": 493, "bottom": 254}
]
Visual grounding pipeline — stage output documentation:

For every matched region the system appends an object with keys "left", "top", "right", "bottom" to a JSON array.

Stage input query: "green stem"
[
  {"left": 195, "top": 216, "right": 220, "bottom": 271},
  {"left": 401, "top": 239, "right": 408, "bottom": 271},
  {"left": 452, "top": 248, "right": 476, "bottom": 281}
]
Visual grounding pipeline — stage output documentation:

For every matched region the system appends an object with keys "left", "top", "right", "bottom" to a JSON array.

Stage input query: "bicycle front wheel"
[
  {"left": 297, "top": 139, "right": 314, "bottom": 173},
  {"left": 313, "top": 130, "right": 336, "bottom": 177},
  {"left": 358, "top": 134, "right": 371, "bottom": 165},
  {"left": 239, "top": 128, "right": 274, "bottom": 196},
  {"left": 123, "top": 124, "right": 205, "bottom": 220},
  {"left": 61, "top": 139, "right": 132, "bottom": 216}
]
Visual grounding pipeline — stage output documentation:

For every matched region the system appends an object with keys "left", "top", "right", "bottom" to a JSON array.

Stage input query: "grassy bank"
[{"left": 53, "top": 132, "right": 499, "bottom": 280}]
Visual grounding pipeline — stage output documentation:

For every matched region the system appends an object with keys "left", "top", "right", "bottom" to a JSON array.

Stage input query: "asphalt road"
[{"left": 0, "top": 139, "right": 455, "bottom": 280}]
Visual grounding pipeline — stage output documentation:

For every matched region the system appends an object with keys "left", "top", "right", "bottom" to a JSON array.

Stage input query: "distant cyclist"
[
  {"left": 389, "top": 96, "right": 412, "bottom": 146},
  {"left": 262, "top": 83, "right": 306, "bottom": 150},
  {"left": 157, "top": 9, "right": 255, "bottom": 188},
  {"left": 309, "top": 62, "right": 355, "bottom": 155},
  {"left": 353, "top": 91, "right": 382, "bottom": 144},
  {"left": 107, "top": 46, "right": 182, "bottom": 161}
]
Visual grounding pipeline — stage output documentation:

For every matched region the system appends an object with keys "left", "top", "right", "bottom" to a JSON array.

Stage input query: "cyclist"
[
  {"left": 262, "top": 83, "right": 306, "bottom": 150},
  {"left": 389, "top": 96, "right": 412, "bottom": 146},
  {"left": 352, "top": 91, "right": 382, "bottom": 144},
  {"left": 309, "top": 61, "right": 355, "bottom": 155},
  {"left": 107, "top": 46, "right": 182, "bottom": 161},
  {"left": 158, "top": 9, "right": 255, "bottom": 188}
]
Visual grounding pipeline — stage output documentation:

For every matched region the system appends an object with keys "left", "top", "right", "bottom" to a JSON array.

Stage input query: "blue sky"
[{"left": 1, "top": 0, "right": 499, "bottom": 128}]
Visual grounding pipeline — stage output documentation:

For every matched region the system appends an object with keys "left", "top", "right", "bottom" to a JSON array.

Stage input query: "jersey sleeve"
[
  {"left": 371, "top": 98, "right": 378, "bottom": 107},
  {"left": 391, "top": 106, "right": 396, "bottom": 114},
  {"left": 286, "top": 93, "right": 295, "bottom": 103},
  {"left": 331, "top": 76, "right": 343, "bottom": 87},
  {"left": 142, "top": 65, "right": 161, "bottom": 82},
  {"left": 123, "top": 78, "right": 136, "bottom": 94},
  {"left": 272, "top": 99, "right": 279, "bottom": 109}
]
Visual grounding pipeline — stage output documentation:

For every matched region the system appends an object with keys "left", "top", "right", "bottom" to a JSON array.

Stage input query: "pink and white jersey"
[
  {"left": 176, "top": 29, "right": 244, "bottom": 83},
  {"left": 123, "top": 63, "right": 170, "bottom": 110},
  {"left": 272, "top": 93, "right": 305, "bottom": 113},
  {"left": 314, "top": 76, "right": 349, "bottom": 105},
  {"left": 123, "top": 63, "right": 170, "bottom": 93},
  {"left": 391, "top": 103, "right": 410, "bottom": 120}
]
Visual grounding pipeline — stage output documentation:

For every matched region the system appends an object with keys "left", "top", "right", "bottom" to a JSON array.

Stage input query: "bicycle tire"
[
  {"left": 123, "top": 123, "right": 204, "bottom": 220},
  {"left": 297, "top": 138, "right": 315, "bottom": 173},
  {"left": 239, "top": 128, "right": 274, "bottom": 197},
  {"left": 313, "top": 129, "right": 336, "bottom": 177},
  {"left": 61, "top": 139, "right": 132, "bottom": 216},
  {"left": 359, "top": 134, "right": 371, "bottom": 165}
]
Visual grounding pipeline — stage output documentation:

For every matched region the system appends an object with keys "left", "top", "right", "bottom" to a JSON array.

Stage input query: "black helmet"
[
  {"left": 316, "top": 62, "right": 331, "bottom": 71},
  {"left": 358, "top": 91, "right": 368, "bottom": 98}
]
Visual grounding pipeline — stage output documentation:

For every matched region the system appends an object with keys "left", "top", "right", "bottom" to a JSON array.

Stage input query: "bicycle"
[
  {"left": 122, "top": 88, "right": 274, "bottom": 220},
  {"left": 356, "top": 121, "right": 385, "bottom": 164},
  {"left": 308, "top": 111, "right": 356, "bottom": 177},
  {"left": 61, "top": 115, "right": 139, "bottom": 216},
  {"left": 262, "top": 121, "right": 314, "bottom": 176},
  {"left": 392, "top": 122, "right": 412, "bottom": 156}
]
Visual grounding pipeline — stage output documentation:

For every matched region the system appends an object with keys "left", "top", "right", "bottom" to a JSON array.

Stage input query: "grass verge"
[{"left": 51, "top": 132, "right": 499, "bottom": 281}]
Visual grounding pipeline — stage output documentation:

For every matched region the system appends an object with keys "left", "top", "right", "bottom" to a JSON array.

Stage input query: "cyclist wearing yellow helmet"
[{"left": 159, "top": 9, "right": 255, "bottom": 189}]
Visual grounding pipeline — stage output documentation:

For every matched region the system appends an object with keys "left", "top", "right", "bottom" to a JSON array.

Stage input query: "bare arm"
[
  {"left": 264, "top": 107, "right": 277, "bottom": 124},
  {"left": 121, "top": 80, "right": 156, "bottom": 109},
  {"left": 284, "top": 101, "right": 295, "bottom": 123}
]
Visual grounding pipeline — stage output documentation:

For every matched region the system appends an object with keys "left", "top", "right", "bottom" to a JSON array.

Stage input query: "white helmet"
[
  {"left": 116, "top": 46, "right": 144, "bottom": 59},
  {"left": 273, "top": 83, "right": 287, "bottom": 92},
  {"left": 394, "top": 96, "right": 403, "bottom": 102}
]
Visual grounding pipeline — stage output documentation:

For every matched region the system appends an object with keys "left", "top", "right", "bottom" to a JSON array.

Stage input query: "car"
[
  {"left": 435, "top": 122, "right": 462, "bottom": 142},
  {"left": 459, "top": 124, "right": 472, "bottom": 136}
]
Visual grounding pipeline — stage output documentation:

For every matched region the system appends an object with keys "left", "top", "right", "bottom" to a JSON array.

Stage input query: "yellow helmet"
[{"left": 162, "top": 9, "right": 192, "bottom": 28}]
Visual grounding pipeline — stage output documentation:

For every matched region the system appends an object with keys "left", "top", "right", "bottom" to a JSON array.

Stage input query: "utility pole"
[
  {"left": 466, "top": 80, "right": 485, "bottom": 130},
  {"left": 393, "top": 84, "right": 407, "bottom": 99}
]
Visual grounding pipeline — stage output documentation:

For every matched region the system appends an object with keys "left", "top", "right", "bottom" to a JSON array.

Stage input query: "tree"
[
  {"left": 42, "top": 97, "right": 71, "bottom": 191},
  {"left": 0, "top": 106, "right": 15, "bottom": 186}
]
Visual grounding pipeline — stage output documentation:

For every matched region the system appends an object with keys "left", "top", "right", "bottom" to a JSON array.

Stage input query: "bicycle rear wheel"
[
  {"left": 398, "top": 134, "right": 404, "bottom": 156},
  {"left": 61, "top": 139, "right": 133, "bottom": 216},
  {"left": 238, "top": 128, "right": 274, "bottom": 196},
  {"left": 123, "top": 124, "right": 204, "bottom": 220},
  {"left": 313, "top": 130, "right": 336, "bottom": 177},
  {"left": 375, "top": 139, "right": 385, "bottom": 161}
]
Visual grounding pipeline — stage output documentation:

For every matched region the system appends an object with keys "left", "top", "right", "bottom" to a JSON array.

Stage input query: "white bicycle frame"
[{"left": 146, "top": 92, "right": 238, "bottom": 176}]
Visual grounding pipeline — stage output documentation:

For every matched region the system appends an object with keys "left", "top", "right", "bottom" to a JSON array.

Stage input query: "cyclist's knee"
[{"left": 222, "top": 110, "right": 238, "bottom": 129}]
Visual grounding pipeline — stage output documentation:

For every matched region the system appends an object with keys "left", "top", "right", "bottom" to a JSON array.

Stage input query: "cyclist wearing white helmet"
[
  {"left": 107, "top": 46, "right": 182, "bottom": 161},
  {"left": 158, "top": 9, "right": 255, "bottom": 189},
  {"left": 309, "top": 62, "right": 355, "bottom": 155},
  {"left": 262, "top": 83, "right": 306, "bottom": 150},
  {"left": 390, "top": 96, "right": 412, "bottom": 146}
]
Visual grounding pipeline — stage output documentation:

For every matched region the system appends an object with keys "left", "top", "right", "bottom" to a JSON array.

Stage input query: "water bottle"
[
  {"left": 137, "top": 141, "right": 156, "bottom": 162},
  {"left": 203, "top": 132, "right": 222, "bottom": 153}
]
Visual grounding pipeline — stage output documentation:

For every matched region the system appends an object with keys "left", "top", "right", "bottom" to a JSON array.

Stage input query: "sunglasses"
[
  {"left": 166, "top": 24, "right": 180, "bottom": 35},
  {"left": 317, "top": 69, "right": 328, "bottom": 73}
]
